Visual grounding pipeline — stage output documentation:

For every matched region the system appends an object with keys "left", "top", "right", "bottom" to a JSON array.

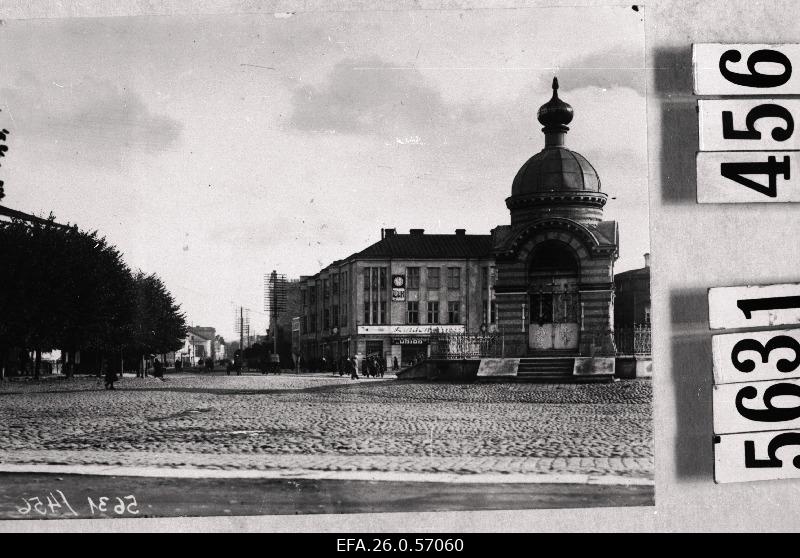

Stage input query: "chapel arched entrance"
[{"left": 527, "top": 240, "right": 580, "bottom": 352}]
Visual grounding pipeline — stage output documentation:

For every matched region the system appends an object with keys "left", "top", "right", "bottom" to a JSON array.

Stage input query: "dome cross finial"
[{"left": 552, "top": 76, "right": 559, "bottom": 92}]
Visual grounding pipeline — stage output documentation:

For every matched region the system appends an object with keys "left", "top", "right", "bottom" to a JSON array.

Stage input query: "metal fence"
[
  {"left": 429, "top": 331, "right": 501, "bottom": 359},
  {"left": 614, "top": 324, "right": 652, "bottom": 356},
  {"left": 422, "top": 324, "right": 652, "bottom": 360}
]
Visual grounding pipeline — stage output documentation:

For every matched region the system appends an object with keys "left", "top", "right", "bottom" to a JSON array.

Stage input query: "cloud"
[
  {"left": 539, "top": 46, "right": 646, "bottom": 95},
  {"left": 0, "top": 71, "right": 183, "bottom": 167},
  {"left": 289, "top": 56, "right": 446, "bottom": 136}
]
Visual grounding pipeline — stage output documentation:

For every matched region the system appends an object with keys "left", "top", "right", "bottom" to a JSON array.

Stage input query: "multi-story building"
[
  {"left": 296, "top": 230, "right": 496, "bottom": 367},
  {"left": 297, "top": 79, "right": 639, "bottom": 373}
]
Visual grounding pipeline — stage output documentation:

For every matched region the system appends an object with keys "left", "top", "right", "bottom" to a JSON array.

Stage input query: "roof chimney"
[
  {"left": 384, "top": 228, "right": 396, "bottom": 237},
  {"left": 644, "top": 253, "right": 650, "bottom": 268},
  {"left": 455, "top": 228, "right": 466, "bottom": 235},
  {"left": 410, "top": 228, "right": 425, "bottom": 235}
]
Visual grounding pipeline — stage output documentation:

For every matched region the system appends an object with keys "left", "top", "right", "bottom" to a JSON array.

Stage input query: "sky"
[{"left": 0, "top": 7, "right": 649, "bottom": 340}]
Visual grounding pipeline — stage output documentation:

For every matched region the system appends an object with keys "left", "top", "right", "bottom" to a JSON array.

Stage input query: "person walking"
[
  {"left": 103, "top": 360, "right": 118, "bottom": 390},
  {"left": 349, "top": 356, "right": 358, "bottom": 380},
  {"left": 393, "top": 356, "right": 399, "bottom": 371}
]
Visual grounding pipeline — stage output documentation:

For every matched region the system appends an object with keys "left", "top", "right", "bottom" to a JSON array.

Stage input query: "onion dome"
[
  {"left": 537, "top": 77, "right": 574, "bottom": 140},
  {"left": 506, "top": 77, "right": 607, "bottom": 227}
]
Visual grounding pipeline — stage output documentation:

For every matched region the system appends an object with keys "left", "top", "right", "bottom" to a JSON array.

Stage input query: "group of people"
[
  {"left": 103, "top": 356, "right": 167, "bottom": 390},
  {"left": 335, "top": 354, "right": 386, "bottom": 380}
]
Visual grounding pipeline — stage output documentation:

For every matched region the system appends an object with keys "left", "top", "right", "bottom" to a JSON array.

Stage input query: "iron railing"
[
  {"left": 428, "top": 331, "right": 501, "bottom": 359},
  {"left": 614, "top": 324, "right": 652, "bottom": 356}
]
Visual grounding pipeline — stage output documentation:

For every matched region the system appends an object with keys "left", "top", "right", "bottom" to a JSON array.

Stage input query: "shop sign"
[
  {"left": 391, "top": 337, "right": 428, "bottom": 345},
  {"left": 357, "top": 324, "right": 465, "bottom": 335}
]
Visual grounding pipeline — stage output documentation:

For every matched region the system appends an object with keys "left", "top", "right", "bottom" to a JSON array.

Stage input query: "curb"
[{"left": 0, "top": 463, "right": 653, "bottom": 486}]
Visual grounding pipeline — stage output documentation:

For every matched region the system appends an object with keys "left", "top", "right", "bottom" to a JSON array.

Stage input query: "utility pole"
[{"left": 240, "top": 306, "right": 244, "bottom": 355}]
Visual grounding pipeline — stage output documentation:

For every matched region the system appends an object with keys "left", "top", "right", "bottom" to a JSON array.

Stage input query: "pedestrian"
[
  {"left": 349, "top": 356, "right": 359, "bottom": 380},
  {"left": 103, "top": 360, "right": 118, "bottom": 390},
  {"left": 153, "top": 358, "right": 165, "bottom": 380},
  {"left": 393, "top": 356, "right": 399, "bottom": 371}
]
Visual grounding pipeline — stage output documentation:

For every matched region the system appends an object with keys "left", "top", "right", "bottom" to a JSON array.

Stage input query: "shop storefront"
[{"left": 357, "top": 324, "right": 466, "bottom": 367}]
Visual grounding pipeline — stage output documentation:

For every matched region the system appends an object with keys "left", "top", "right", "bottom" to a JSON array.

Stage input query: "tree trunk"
[{"left": 34, "top": 348, "right": 41, "bottom": 380}]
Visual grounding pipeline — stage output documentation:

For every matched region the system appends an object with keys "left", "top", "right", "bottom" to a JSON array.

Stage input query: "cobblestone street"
[{"left": 0, "top": 373, "right": 653, "bottom": 479}]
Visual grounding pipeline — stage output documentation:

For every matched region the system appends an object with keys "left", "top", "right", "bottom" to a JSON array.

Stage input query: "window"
[
  {"left": 331, "top": 274, "right": 339, "bottom": 294},
  {"left": 447, "top": 267, "right": 461, "bottom": 290},
  {"left": 427, "top": 301, "right": 439, "bottom": 324},
  {"left": 380, "top": 267, "right": 387, "bottom": 290},
  {"left": 341, "top": 304, "right": 348, "bottom": 327},
  {"left": 323, "top": 279, "right": 330, "bottom": 299},
  {"left": 447, "top": 301, "right": 460, "bottom": 324},
  {"left": 324, "top": 309, "right": 330, "bottom": 330},
  {"left": 379, "top": 301, "right": 387, "bottom": 324},
  {"left": 332, "top": 305, "right": 339, "bottom": 328},
  {"left": 364, "top": 304, "right": 370, "bottom": 325},
  {"left": 309, "top": 286, "right": 316, "bottom": 306},
  {"left": 407, "top": 267, "right": 420, "bottom": 289},
  {"left": 407, "top": 301, "right": 419, "bottom": 324},
  {"left": 363, "top": 268, "right": 370, "bottom": 291},
  {"left": 301, "top": 289, "right": 307, "bottom": 308},
  {"left": 309, "top": 313, "right": 317, "bottom": 333},
  {"left": 482, "top": 266, "right": 489, "bottom": 289},
  {"left": 427, "top": 267, "right": 440, "bottom": 290}
]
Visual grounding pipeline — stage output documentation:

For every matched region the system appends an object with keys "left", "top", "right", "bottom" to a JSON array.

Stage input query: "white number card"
[
  {"left": 713, "top": 328, "right": 800, "bottom": 385},
  {"left": 698, "top": 99, "right": 799, "bottom": 152},
  {"left": 715, "top": 430, "right": 800, "bottom": 483},
  {"left": 713, "top": 378, "right": 800, "bottom": 434},
  {"left": 709, "top": 283, "right": 800, "bottom": 330},
  {"left": 694, "top": 43, "right": 800, "bottom": 95},
  {"left": 697, "top": 151, "right": 796, "bottom": 203}
]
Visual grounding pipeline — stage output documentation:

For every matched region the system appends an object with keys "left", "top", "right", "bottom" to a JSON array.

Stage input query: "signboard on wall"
[
  {"left": 357, "top": 324, "right": 465, "bottom": 335},
  {"left": 391, "top": 337, "right": 428, "bottom": 345},
  {"left": 391, "top": 274, "right": 406, "bottom": 301}
]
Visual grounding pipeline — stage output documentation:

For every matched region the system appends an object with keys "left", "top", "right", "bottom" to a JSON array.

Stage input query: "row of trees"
[{"left": 0, "top": 217, "right": 187, "bottom": 378}]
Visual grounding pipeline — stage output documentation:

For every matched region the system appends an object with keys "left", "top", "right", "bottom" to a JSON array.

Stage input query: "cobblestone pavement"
[{"left": 0, "top": 374, "right": 653, "bottom": 479}]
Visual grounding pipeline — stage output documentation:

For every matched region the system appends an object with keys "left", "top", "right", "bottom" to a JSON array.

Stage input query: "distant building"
[
  {"left": 296, "top": 230, "right": 495, "bottom": 367},
  {"left": 614, "top": 254, "right": 651, "bottom": 328},
  {"left": 179, "top": 329, "right": 213, "bottom": 366},
  {"left": 188, "top": 326, "right": 217, "bottom": 360}
]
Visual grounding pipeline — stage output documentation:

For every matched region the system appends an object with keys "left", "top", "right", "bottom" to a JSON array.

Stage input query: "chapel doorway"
[{"left": 528, "top": 241, "right": 580, "bottom": 352}]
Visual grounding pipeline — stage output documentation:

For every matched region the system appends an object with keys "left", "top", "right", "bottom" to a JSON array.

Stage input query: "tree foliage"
[{"left": 0, "top": 217, "right": 187, "bottom": 366}]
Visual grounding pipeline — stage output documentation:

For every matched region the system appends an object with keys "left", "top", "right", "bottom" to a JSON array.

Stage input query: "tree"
[{"left": 0, "top": 216, "right": 187, "bottom": 378}]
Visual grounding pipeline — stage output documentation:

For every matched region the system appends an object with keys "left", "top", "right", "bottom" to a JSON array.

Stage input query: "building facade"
[
  {"left": 296, "top": 230, "right": 497, "bottom": 367},
  {"left": 296, "top": 79, "right": 629, "bottom": 367}
]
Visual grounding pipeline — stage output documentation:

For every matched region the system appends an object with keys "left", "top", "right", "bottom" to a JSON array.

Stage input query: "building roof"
[
  {"left": 510, "top": 78, "right": 602, "bottom": 198},
  {"left": 614, "top": 265, "right": 650, "bottom": 281},
  {"left": 511, "top": 147, "right": 601, "bottom": 196},
  {"left": 355, "top": 232, "right": 494, "bottom": 260}
]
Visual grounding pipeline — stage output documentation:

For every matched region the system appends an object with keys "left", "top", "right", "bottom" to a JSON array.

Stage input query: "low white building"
[{"left": 178, "top": 330, "right": 213, "bottom": 366}]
